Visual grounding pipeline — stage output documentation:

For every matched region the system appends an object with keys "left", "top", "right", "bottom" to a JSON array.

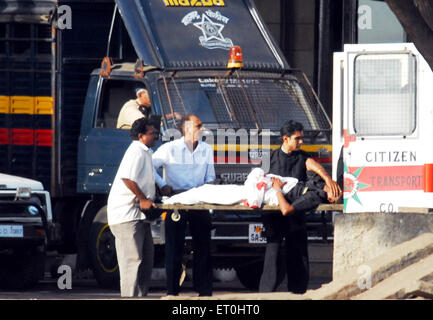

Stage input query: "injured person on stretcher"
[{"left": 162, "top": 168, "right": 340, "bottom": 214}]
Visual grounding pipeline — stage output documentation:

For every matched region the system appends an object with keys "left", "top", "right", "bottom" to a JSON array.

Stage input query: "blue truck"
[{"left": 0, "top": 0, "right": 332, "bottom": 289}]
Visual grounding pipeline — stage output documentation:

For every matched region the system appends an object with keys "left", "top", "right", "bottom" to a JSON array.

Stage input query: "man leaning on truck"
[
  {"left": 117, "top": 87, "right": 152, "bottom": 130},
  {"left": 107, "top": 116, "right": 160, "bottom": 297}
]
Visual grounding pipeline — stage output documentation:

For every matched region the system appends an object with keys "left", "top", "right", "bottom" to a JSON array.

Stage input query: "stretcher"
[
  {"left": 156, "top": 203, "right": 343, "bottom": 221},
  {"left": 156, "top": 203, "right": 343, "bottom": 211}
]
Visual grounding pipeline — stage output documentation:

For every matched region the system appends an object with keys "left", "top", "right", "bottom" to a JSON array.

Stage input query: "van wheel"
[{"left": 89, "top": 206, "right": 119, "bottom": 288}]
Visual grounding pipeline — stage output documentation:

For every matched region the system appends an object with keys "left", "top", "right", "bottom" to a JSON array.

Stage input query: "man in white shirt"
[
  {"left": 116, "top": 87, "right": 152, "bottom": 130},
  {"left": 107, "top": 116, "right": 160, "bottom": 297},
  {"left": 153, "top": 114, "right": 215, "bottom": 296}
]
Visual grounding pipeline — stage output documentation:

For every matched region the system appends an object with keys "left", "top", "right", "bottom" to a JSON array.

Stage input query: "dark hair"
[
  {"left": 280, "top": 120, "right": 304, "bottom": 137},
  {"left": 180, "top": 114, "right": 199, "bottom": 134},
  {"left": 130, "top": 116, "right": 160, "bottom": 140}
]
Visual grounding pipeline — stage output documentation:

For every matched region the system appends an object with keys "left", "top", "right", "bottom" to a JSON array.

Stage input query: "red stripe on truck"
[
  {"left": 0, "top": 128, "right": 52, "bottom": 146},
  {"left": 347, "top": 165, "right": 424, "bottom": 192}
]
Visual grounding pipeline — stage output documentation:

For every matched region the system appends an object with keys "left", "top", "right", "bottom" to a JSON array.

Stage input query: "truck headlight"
[{"left": 27, "top": 205, "right": 39, "bottom": 216}]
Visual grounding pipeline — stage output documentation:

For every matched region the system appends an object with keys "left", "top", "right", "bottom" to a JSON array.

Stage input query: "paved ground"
[
  {"left": 0, "top": 243, "right": 332, "bottom": 300},
  {"left": 0, "top": 271, "right": 330, "bottom": 300},
  {"left": 0, "top": 275, "right": 257, "bottom": 300}
]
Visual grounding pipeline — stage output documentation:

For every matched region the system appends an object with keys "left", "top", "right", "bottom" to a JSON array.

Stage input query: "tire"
[
  {"left": 89, "top": 206, "right": 120, "bottom": 288},
  {"left": 0, "top": 246, "right": 46, "bottom": 290},
  {"left": 234, "top": 255, "right": 285, "bottom": 291},
  {"left": 234, "top": 258, "right": 264, "bottom": 290}
]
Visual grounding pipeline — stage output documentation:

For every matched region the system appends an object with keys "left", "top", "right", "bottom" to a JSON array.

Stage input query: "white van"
[{"left": 332, "top": 43, "right": 433, "bottom": 213}]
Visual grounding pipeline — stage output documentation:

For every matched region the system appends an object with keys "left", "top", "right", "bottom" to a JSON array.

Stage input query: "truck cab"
[
  {"left": 76, "top": 0, "right": 332, "bottom": 289},
  {"left": 0, "top": 0, "right": 332, "bottom": 290}
]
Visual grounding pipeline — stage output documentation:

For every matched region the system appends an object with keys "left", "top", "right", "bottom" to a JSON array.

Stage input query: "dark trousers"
[
  {"left": 259, "top": 214, "right": 309, "bottom": 293},
  {"left": 164, "top": 210, "right": 213, "bottom": 296},
  {"left": 259, "top": 183, "right": 325, "bottom": 293}
]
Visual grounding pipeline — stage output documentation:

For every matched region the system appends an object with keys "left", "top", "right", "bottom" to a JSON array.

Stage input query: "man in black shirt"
[{"left": 259, "top": 120, "right": 341, "bottom": 294}]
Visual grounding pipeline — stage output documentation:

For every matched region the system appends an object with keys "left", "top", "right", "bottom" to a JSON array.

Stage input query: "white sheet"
[
  {"left": 162, "top": 184, "right": 246, "bottom": 205},
  {"left": 162, "top": 168, "right": 299, "bottom": 208}
]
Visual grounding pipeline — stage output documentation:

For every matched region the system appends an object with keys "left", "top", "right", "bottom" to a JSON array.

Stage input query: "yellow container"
[
  {"left": 10, "top": 96, "right": 35, "bottom": 114},
  {"left": 35, "top": 97, "right": 53, "bottom": 115},
  {"left": 0, "top": 96, "right": 10, "bottom": 114}
]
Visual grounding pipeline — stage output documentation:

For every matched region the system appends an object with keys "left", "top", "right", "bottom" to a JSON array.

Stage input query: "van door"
[
  {"left": 77, "top": 77, "right": 144, "bottom": 194},
  {"left": 336, "top": 43, "right": 428, "bottom": 213}
]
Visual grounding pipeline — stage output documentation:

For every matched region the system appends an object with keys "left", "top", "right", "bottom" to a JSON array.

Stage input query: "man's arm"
[
  {"left": 153, "top": 170, "right": 173, "bottom": 196},
  {"left": 152, "top": 144, "right": 169, "bottom": 187},
  {"left": 153, "top": 169, "right": 167, "bottom": 188},
  {"left": 305, "top": 157, "right": 341, "bottom": 199},
  {"left": 271, "top": 177, "right": 294, "bottom": 216},
  {"left": 152, "top": 144, "right": 174, "bottom": 196},
  {"left": 204, "top": 145, "right": 216, "bottom": 184},
  {"left": 122, "top": 178, "right": 156, "bottom": 210}
]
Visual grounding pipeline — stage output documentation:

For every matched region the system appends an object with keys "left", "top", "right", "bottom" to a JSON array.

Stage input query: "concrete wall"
[
  {"left": 281, "top": 0, "right": 317, "bottom": 83},
  {"left": 254, "top": 0, "right": 281, "bottom": 46},
  {"left": 333, "top": 212, "right": 433, "bottom": 279},
  {"left": 254, "top": 0, "right": 317, "bottom": 85}
]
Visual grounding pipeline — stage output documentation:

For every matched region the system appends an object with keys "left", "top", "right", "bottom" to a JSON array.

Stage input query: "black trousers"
[
  {"left": 260, "top": 214, "right": 310, "bottom": 293},
  {"left": 164, "top": 210, "right": 213, "bottom": 296},
  {"left": 259, "top": 182, "right": 326, "bottom": 293}
]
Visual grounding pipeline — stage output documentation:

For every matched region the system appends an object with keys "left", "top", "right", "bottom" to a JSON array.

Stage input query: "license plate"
[
  {"left": 0, "top": 225, "right": 24, "bottom": 238},
  {"left": 248, "top": 223, "right": 266, "bottom": 243}
]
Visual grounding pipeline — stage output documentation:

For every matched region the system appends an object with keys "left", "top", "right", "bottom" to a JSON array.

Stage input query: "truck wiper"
[
  {"left": 162, "top": 74, "right": 179, "bottom": 128},
  {"left": 217, "top": 79, "right": 238, "bottom": 123},
  {"left": 234, "top": 70, "right": 260, "bottom": 130}
]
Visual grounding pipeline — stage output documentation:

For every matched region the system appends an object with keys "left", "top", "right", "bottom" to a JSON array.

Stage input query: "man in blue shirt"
[{"left": 153, "top": 114, "right": 215, "bottom": 296}]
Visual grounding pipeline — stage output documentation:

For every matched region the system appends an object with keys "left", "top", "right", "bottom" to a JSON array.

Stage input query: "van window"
[
  {"left": 353, "top": 53, "right": 416, "bottom": 136},
  {"left": 157, "top": 74, "right": 330, "bottom": 132},
  {"left": 95, "top": 80, "right": 145, "bottom": 129}
]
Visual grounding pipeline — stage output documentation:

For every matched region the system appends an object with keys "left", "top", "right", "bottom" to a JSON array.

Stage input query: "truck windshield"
[{"left": 158, "top": 74, "right": 330, "bottom": 131}]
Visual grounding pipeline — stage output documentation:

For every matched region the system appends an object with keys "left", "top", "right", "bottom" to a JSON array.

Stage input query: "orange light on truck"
[
  {"left": 100, "top": 57, "right": 113, "bottom": 77},
  {"left": 227, "top": 46, "right": 243, "bottom": 68}
]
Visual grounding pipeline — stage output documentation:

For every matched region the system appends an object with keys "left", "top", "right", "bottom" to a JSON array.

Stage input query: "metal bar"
[
  {"left": 162, "top": 74, "right": 178, "bottom": 128},
  {"left": 156, "top": 203, "right": 343, "bottom": 212},
  {"left": 217, "top": 77, "right": 238, "bottom": 123},
  {"left": 235, "top": 69, "right": 259, "bottom": 130},
  {"left": 106, "top": 3, "right": 118, "bottom": 57}
]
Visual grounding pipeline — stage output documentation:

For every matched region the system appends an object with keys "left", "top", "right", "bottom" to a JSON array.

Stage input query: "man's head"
[
  {"left": 181, "top": 114, "right": 203, "bottom": 143},
  {"left": 280, "top": 120, "right": 304, "bottom": 152},
  {"left": 130, "top": 117, "right": 160, "bottom": 147},
  {"left": 135, "top": 87, "right": 151, "bottom": 108}
]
